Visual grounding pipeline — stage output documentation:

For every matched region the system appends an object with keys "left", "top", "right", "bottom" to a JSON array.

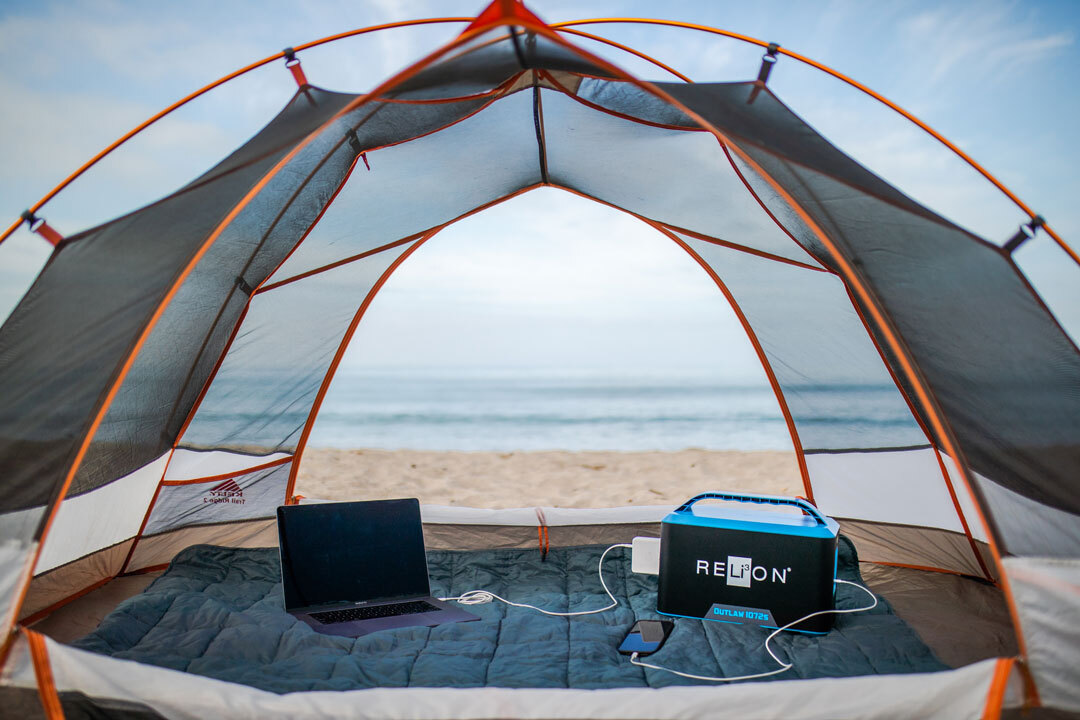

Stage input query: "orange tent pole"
[
  {"left": 553, "top": 28, "right": 691, "bottom": 82},
  {"left": 282, "top": 236, "right": 433, "bottom": 506},
  {"left": 652, "top": 223, "right": 817, "bottom": 503},
  {"left": 26, "top": 630, "right": 63, "bottom": 719},
  {"left": 280, "top": 182, "right": 545, "bottom": 504},
  {"left": 723, "top": 134, "right": 1034, "bottom": 667},
  {"left": 982, "top": 657, "right": 1016, "bottom": 720}
]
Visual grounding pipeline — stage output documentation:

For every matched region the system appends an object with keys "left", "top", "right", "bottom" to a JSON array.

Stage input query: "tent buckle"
[
  {"left": 1003, "top": 215, "right": 1046, "bottom": 254},
  {"left": 20, "top": 210, "right": 64, "bottom": 247},
  {"left": 283, "top": 47, "right": 309, "bottom": 88},
  {"left": 748, "top": 42, "right": 780, "bottom": 104}
]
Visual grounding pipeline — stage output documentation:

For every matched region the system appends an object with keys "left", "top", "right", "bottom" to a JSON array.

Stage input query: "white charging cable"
[
  {"left": 441, "top": 545, "right": 879, "bottom": 683},
  {"left": 629, "top": 578, "right": 879, "bottom": 682},
  {"left": 440, "top": 543, "right": 632, "bottom": 617}
]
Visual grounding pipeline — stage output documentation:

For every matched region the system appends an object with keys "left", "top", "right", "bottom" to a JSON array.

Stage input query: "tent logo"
[{"left": 204, "top": 479, "right": 245, "bottom": 505}]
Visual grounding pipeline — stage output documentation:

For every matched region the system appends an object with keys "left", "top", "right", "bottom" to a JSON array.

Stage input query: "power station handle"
[{"left": 676, "top": 492, "right": 828, "bottom": 526}]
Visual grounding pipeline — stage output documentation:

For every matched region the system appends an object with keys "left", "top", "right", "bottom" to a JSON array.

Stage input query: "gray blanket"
[{"left": 74, "top": 538, "right": 945, "bottom": 693}]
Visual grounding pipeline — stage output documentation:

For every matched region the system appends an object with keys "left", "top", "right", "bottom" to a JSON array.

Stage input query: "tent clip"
[
  {"left": 20, "top": 210, "right": 64, "bottom": 247},
  {"left": 346, "top": 129, "right": 363, "bottom": 154},
  {"left": 748, "top": 43, "right": 780, "bottom": 104},
  {"left": 1003, "top": 215, "right": 1046, "bottom": 254},
  {"left": 757, "top": 43, "right": 781, "bottom": 84},
  {"left": 235, "top": 275, "right": 254, "bottom": 296},
  {"left": 282, "top": 47, "right": 309, "bottom": 88}
]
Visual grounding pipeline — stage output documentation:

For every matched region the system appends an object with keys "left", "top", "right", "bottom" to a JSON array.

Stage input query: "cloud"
[
  {"left": 901, "top": 2, "right": 1073, "bottom": 87},
  {"left": 375, "top": 188, "right": 725, "bottom": 315}
]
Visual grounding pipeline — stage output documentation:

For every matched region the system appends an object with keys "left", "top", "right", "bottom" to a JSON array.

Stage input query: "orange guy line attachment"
[
  {"left": 283, "top": 48, "right": 309, "bottom": 87},
  {"left": 20, "top": 211, "right": 64, "bottom": 247}
]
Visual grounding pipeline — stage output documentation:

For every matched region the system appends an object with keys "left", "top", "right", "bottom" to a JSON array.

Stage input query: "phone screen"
[{"left": 618, "top": 620, "right": 674, "bottom": 656}]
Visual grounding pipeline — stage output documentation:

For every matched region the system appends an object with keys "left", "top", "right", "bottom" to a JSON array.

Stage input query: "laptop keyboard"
[{"left": 310, "top": 600, "right": 438, "bottom": 625}]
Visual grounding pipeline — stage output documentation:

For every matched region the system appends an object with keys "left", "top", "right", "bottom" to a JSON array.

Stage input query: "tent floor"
[
  {"left": 30, "top": 571, "right": 163, "bottom": 644},
  {"left": 859, "top": 563, "right": 1016, "bottom": 667},
  {"left": 29, "top": 561, "right": 1015, "bottom": 670}
]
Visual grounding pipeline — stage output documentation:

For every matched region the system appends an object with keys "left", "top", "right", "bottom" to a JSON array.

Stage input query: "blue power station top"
[{"left": 663, "top": 492, "right": 840, "bottom": 539}]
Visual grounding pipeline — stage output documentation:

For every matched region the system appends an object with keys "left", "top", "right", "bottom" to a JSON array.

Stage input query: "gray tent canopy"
[{"left": 0, "top": 2, "right": 1077, "bottom": 717}]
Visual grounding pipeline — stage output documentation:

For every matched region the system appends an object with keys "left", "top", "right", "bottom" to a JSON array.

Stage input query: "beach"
[{"left": 295, "top": 448, "right": 802, "bottom": 508}]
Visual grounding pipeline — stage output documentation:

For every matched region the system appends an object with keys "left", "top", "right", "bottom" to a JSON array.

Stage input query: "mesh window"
[
  {"left": 179, "top": 239, "right": 421, "bottom": 453},
  {"left": 268, "top": 90, "right": 541, "bottom": 284},
  {"left": 541, "top": 88, "right": 822, "bottom": 267},
  {"left": 679, "top": 234, "right": 928, "bottom": 453},
  {"left": 576, "top": 77, "right": 698, "bottom": 128},
  {"left": 72, "top": 102, "right": 365, "bottom": 499}
]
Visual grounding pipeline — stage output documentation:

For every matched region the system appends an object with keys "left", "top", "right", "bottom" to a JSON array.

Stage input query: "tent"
[{"left": 1, "top": 1, "right": 1078, "bottom": 716}]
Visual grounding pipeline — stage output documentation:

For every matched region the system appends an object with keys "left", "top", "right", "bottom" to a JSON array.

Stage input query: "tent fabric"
[
  {"left": 1, "top": 633, "right": 1014, "bottom": 720},
  {"left": 177, "top": 239, "right": 423, "bottom": 454},
  {"left": 859, "top": 563, "right": 1016, "bottom": 669},
  {"left": 0, "top": 6, "right": 1077, "bottom": 714},
  {"left": 35, "top": 454, "right": 168, "bottom": 575},
  {"left": 1002, "top": 557, "right": 1080, "bottom": 710}
]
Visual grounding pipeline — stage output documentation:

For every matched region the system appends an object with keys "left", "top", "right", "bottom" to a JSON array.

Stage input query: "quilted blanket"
[{"left": 73, "top": 538, "right": 946, "bottom": 693}]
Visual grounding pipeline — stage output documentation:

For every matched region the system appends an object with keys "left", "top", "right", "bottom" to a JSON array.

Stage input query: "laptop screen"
[{"left": 277, "top": 498, "right": 430, "bottom": 611}]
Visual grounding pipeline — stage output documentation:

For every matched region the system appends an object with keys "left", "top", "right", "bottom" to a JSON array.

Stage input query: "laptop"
[{"left": 276, "top": 498, "right": 479, "bottom": 637}]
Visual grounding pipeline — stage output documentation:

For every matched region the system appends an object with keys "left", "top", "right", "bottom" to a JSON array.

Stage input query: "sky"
[{"left": 0, "top": 0, "right": 1077, "bottom": 380}]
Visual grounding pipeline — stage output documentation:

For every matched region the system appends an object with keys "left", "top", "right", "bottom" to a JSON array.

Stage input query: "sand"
[{"left": 295, "top": 449, "right": 802, "bottom": 508}]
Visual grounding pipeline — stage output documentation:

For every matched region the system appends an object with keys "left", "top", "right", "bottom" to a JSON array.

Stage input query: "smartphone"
[{"left": 618, "top": 620, "right": 674, "bottom": 656}]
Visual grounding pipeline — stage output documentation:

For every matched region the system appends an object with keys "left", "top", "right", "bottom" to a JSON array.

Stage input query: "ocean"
[{"left": 297, "top": 368, "right": 923, "bottom": 452}]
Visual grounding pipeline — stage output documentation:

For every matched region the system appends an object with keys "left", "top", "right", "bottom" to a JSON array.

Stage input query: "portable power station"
[{"left": 656, "top": 492, "right": 840, "bottom": 634}]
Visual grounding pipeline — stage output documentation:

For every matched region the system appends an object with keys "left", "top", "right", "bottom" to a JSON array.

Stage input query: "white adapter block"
[{"left": 631, "top": 536, "right": 661, "bottom": 575}]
